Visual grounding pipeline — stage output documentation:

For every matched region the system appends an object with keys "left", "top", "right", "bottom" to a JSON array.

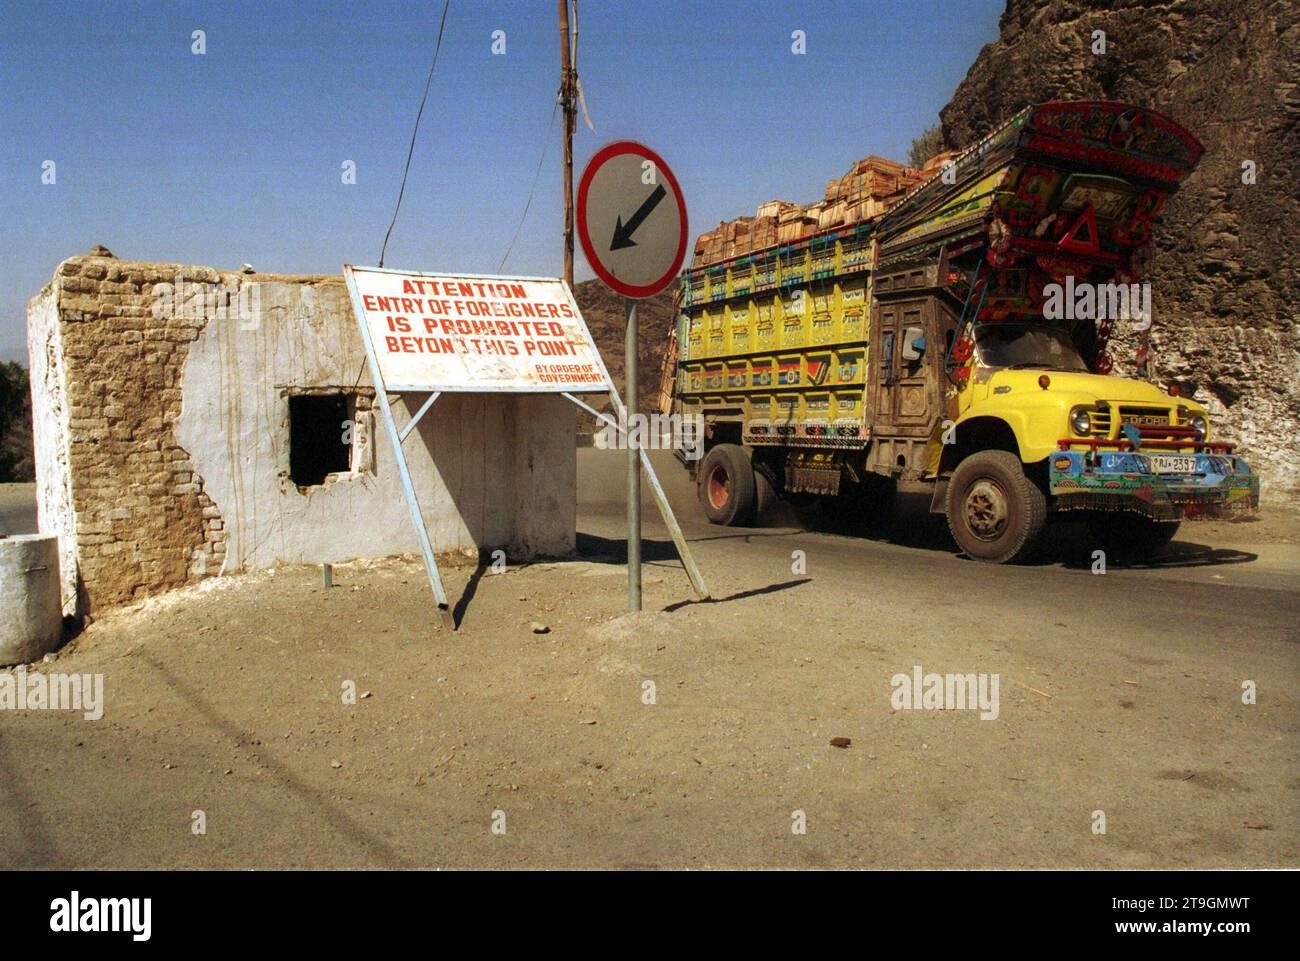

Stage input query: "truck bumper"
[{"left": 1048, "top": 449, "right": 1259, "bottom": 521}]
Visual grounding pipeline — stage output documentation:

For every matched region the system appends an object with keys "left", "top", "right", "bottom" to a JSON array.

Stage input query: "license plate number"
[{"left": 1151, "top": 455, "right": 1198, "bottom": 474}]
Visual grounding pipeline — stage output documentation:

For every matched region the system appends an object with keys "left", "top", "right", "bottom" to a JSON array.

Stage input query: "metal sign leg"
[{"left": 378, "top": 392, "right": 456, "bottom": 632}]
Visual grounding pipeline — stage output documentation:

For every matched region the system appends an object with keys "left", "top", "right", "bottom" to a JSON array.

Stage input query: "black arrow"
[{"left": 610, "top": 184, "right": 667, "bottom": 250}]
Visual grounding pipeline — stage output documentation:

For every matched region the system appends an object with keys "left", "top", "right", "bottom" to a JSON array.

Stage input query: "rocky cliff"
[
  {"left": 940, "top": 0, "right": 1299, "bottom": 495},
  {"left": 573, "top": 278, "right": 677, "bottom": 435}
]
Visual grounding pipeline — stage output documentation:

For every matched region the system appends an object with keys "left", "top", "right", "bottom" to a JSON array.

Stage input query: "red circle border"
[{"left": 576, "top": 140, "right": 689, "bottom": 299}]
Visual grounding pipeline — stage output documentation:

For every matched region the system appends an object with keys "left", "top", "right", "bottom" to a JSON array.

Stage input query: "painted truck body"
[{"left": 666, "top": 101, "right": 1258, "bottom": 562}]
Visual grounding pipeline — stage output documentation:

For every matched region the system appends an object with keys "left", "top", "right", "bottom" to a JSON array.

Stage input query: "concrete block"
[{"left": 0, "top": 535, "right": 64, "bottom": 666}]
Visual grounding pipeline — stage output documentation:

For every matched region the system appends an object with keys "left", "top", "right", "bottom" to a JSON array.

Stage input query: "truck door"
[{"left": 873, "top": 298, "right": 936, "bottom": 438}]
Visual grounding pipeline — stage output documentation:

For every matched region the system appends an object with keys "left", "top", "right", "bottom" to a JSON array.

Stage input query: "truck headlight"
[
  {"left": 1189, "top": 414, "right": 1207, "bottom": 439},
  {"left": 1070, "top": 408, "right": 1092, "bottom": 435}
]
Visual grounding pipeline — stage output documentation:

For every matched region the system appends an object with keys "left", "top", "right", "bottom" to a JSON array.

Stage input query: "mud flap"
[{"left": 928, "top": 476, "right": 949, "bottom": 514}]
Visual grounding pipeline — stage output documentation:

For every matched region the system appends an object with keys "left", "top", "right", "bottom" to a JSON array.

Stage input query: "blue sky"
[{"left": 0, "top": 0, "right": 1001, "bottom": 361}]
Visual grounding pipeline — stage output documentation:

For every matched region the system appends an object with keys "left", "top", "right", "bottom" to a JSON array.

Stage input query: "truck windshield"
[{"left": 975, "top": 324, "right": 1089, "bottom": 372}]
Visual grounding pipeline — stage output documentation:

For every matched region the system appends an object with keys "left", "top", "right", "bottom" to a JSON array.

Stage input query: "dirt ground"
[{"left": 1, "top": 457, "right": 1296, "bottom": 869}]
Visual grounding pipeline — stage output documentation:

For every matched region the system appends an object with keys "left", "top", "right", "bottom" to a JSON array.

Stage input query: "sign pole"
[
  {"left": 625, "top": 297, "right": 641, "bottom": 612},
  {"left": 574, "top": 141, "right": 709, "bottom": 606},
  {"left": 378, "top": 391, "right": 455, "bottom": 632}
]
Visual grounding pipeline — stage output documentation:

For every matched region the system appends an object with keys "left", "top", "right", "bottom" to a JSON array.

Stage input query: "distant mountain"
[{"left": 572, "top": 278, "right": 678, "bottom": 435}]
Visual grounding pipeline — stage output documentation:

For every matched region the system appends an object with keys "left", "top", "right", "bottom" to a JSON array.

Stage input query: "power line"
[
  {"left": 499, "top": 101, "right": 560, "bottom": 272},
  {"left": 378, "top": 0, "right": 452, "bottom": 269}
]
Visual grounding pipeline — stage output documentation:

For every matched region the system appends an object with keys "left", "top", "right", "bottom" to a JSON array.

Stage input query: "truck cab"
[{"left": 921, "top": 310, "right": 1254, "bottom": 562}]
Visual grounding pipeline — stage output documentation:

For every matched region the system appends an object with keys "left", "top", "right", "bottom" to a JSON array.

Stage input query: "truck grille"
[
  {"left": 1088, "top": 404, "right": 1176, "bottom": 439},
  {"left": 1087, "top": 407, "right": 1112, "bottom": 437}
]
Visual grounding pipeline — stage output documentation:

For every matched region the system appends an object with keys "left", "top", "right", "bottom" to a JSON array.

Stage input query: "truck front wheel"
[
  {"left": 945, "top": 451, "right": 1046, "bottom": 563},
  {"left": 699, "top": 444, "right": 756, "bottom": 526}
]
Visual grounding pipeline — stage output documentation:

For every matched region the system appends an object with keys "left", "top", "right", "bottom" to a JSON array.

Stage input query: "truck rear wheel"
[
  {"left": 699, "top": 444, "right": 756, "bottom": 526},
  {"left": 945, "top": 450, "right": 1046, "bottom": 563}
]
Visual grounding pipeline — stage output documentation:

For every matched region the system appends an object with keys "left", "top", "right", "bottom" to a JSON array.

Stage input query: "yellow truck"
[{"left": 667, "top": 101, "right": 1258, "bottom": 562}]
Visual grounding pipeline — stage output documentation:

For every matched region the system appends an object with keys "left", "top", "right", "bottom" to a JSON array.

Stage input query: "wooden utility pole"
[{"left": 558, "top": 0, "right": 576, "bottom": 287}]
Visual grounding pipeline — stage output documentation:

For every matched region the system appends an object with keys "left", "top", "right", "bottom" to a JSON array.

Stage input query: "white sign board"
[{"left": 344, "top": 266, "right": 611, "bottom": 393}]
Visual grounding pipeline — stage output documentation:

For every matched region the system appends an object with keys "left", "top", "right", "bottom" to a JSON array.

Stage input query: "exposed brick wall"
[{"left": 40, "top": 254, "right": 227, "bottom": 613}]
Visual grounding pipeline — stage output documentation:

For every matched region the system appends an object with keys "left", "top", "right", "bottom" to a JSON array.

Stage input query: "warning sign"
[
  {"left": 344, "top": 266, "right": 611, "bottom": 393},
  {"left": 577, "top": 141, "right": 688, "bottom": 299}
]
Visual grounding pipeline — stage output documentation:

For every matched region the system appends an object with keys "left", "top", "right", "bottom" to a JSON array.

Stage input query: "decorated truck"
[{"left": 665, "top": 101, "right": 1258, "bottom": 562}]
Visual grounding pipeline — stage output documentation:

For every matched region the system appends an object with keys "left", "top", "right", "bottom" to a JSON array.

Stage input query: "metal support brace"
[
  {"left": 399, "top": 391, "right": 441, "bottom": 443},
  {"left": 562, "top": 392, "right": 710, "bottom": 601},
  {"left": 379, "top": 393, "right": 455, "bottom": 631},
  {"left": 346, "top": 269, "right": 455, "bottom": 633}
]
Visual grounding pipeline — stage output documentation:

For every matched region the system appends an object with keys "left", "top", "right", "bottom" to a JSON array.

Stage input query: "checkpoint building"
[{"left": 27, "top": 249, "right": 577, "bottom": 617}]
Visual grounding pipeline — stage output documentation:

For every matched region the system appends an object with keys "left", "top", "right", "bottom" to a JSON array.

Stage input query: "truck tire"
[
  {"left": 699, "top": 444, "right": 756, "bottom": 526},
  {"left": 1086, "top": 514, "right": 1180, "bottom": 559},
  {"left": 945, "top": 450, "right": 1046, "bottom": 563}
]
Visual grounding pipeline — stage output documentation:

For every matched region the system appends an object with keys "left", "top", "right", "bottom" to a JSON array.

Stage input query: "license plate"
[{"left": 1151, "top": 455, "right": 1198, "bottom": 474}]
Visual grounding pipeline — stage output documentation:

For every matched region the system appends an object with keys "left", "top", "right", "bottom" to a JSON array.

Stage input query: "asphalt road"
[{"left": 580, "top": 448, "right": 1299, "bottom": 592}]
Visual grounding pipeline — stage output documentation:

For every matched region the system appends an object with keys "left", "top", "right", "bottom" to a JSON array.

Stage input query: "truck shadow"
[
  {"left": 577, "top": 531, "right": 698, "bottom": 564},
  {"left": 764, "top": 490, "right": 958, "bottom": 553},
  {"left": 761, "top": 494, "right": 1258, "bottom": 570},
  {"left": 1055, "top": 533, "right": 1257, "bottom": 571},
  {"left": 576, "top": 530, "right": 802, "bottom": 563}
]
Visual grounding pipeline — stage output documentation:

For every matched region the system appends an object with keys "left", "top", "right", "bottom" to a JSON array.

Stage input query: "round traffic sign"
[{"left": 576, "top": 141, "right": 688, "bottom": 299}]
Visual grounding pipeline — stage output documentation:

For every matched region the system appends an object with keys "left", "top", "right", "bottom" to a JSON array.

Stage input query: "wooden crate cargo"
[
  {"left": 922, "top": 149, "right": 959, "bottom": 174},
  {"left": 827, "top": 171, "right": 899, "bottom": 203},
  {"left": 851, "top": 197, "right": 889, "bottom": 221},
  {"left": 723, "top": 216, "right": 755, "bottom": 238},
  {"left": 692, "top": 225, "right": 722, "bottom": 266},
  {"left": 751, "top": 216, "right": 778, "bottom": 248},
  {"left": 756, "top": 199, "right": 798, "bottom": 220},
  {"left": 816, "top": 199, "right": 846, "bottom": 229},
  {"left": 853, "top": 155, "right": 907, "bottom": 176},
  {"left": 695, "top": 224, "right": 728, "bottom": 265},
  {"left": 776, "top": 215, "right": 816, "bottom": 245},
  {"left": 720, "top": 217, "right": 757, "bottom": 260}
]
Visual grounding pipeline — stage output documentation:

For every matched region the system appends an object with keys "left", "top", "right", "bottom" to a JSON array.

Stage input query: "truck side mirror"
[{"left": 901, "top": 327, "right": 926, "bottom": 361}]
